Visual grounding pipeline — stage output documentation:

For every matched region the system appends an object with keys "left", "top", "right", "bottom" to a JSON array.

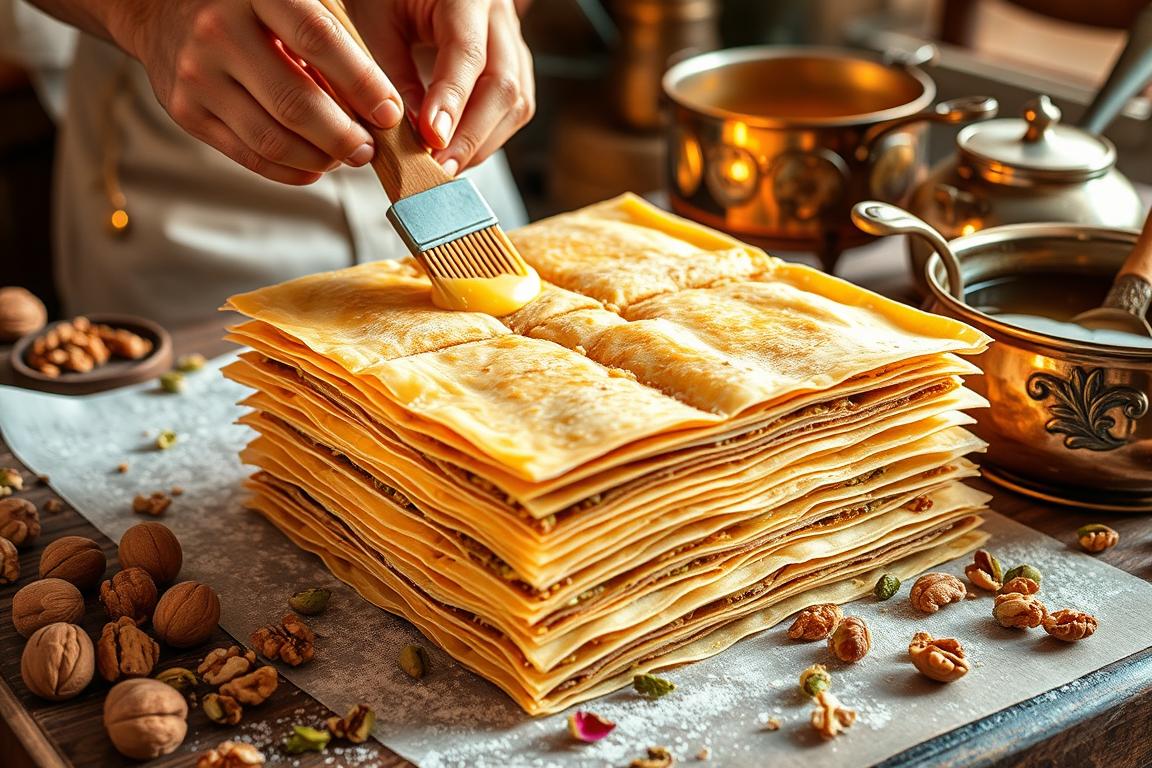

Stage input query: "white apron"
[{"left": 52, "top": 34, "right": 527, "bottom": 326}]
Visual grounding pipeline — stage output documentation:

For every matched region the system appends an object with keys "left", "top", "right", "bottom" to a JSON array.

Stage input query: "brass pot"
[
  {"left": 922, "top": 224, "right": 1152, "bottom": 511},
  {"left": 662, "top": 46, "right": 996, "bottom": 270}
]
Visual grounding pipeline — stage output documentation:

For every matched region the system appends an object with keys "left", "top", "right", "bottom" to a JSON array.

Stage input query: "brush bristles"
[{"left": 418, "top": 225, "right": 532, "bottom": 279}]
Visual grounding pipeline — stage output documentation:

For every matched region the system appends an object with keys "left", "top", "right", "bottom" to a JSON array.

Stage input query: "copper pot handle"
[
  {"left": 850, "top": 201, "right": 965, "bottom": 301},
  {"left": 857, "top": 96, "right": 999, "bottom": 160}
]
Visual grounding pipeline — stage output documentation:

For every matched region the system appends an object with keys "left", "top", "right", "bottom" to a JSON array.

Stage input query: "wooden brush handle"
[
  {"left": 315, "top": 0, "right": 449, "bottom": 200},
  {"left": 1120, "top": 207, "right": 1152, "bottom": 283}
]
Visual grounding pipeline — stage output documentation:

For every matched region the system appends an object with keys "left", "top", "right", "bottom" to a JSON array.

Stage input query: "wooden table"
[{"left": 2, "top": 252, "right": 1151, "bottom": 767}]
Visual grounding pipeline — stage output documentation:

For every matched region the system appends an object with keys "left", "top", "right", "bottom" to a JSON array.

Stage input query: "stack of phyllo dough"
[{"left": 223, "top": 194, "right": 992, "bottom": 715}]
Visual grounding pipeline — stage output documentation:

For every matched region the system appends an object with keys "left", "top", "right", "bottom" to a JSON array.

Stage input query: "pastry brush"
[{"left": 314, "top": 0, "right": 540, "bottom": 316}]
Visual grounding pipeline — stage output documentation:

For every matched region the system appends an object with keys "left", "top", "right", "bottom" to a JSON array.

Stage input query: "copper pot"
[{"left": 662, "top": 46, "right": 997, "bottom": 270}]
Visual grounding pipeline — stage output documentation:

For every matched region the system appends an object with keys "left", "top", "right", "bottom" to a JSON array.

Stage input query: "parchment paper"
[{"left": 2, "top": 355, "right": 1150, "bottom": 767}]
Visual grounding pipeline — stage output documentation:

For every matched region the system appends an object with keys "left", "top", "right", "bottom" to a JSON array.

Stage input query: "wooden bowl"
[{"left": 9, "top": 314, "right": 173, "bottom": 395}]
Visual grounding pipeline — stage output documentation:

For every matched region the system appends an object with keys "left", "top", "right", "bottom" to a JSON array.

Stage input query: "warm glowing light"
[
  {"left": 731, "top": 121, "right": 748, "bottom": 147},
  {"left": 960, "top": 223, "right": 977, "bottom": 236},
  {"left": 110, "top": 209, "right": 130, "bottom": 231},
  {"left": 727, "top": 159, "right": 752, "bottom": 183}
]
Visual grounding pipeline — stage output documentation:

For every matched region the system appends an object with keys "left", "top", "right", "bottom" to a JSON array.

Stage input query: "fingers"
[
  {"left": 209, "top": 78, "right": 340, "bottom": 174},
  {"left": 251, "top": 0, "right": 403, "bottom": 129},
  {"left": 226, "top": 22, "right": 376, "bottom": 167},
  {"left": 353, "top": 2, "right": 427, "bottom": 121},
  {"left": 433, "top": 2, "right": 534, "bottom": 173},
  {"left": 420, "top": 0, "right": 491, "bottom": 149},
  {"left": 188, "top": 111, "right": 324, "bottom": 186}
]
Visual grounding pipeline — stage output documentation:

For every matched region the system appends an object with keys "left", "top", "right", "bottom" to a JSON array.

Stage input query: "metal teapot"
[{"left": 906, "top": 95, "right": 1143, "bottom": 291}]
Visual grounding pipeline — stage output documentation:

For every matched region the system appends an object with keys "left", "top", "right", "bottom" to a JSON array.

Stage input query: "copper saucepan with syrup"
[{"left": 662, "top": 45, "right": 997, "bottom": 271}]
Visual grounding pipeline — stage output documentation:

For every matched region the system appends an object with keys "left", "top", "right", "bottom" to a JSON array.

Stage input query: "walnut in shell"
[
  {"left": 198, "top": 645, "right": 257, "bottom": 685},
  {"left": 909, "top": 572, "right": 967, "bottom": 613},
  {"left": 21, "top": 622, "right": 94, "bottom": 701},
  {"left": 250, "top": 613, "right": 315, "bottom": 666},
  {"left": 100, "top": 567, "right": 159, "bottom": 624},
  {"left": 1042, "top": 609, "right": 1098, "bottom": 642},
  {"left": 0, "top": 535, "right": 18, "bottom": 584},
  {"left": 0, "top": 286, "right": 47, "bottom": 341},
  {"left": 828, "top": 616, "right": 871, "bottom": 662},
  {"left": 787, "top": 603, "right": 843, "bottom": 641},
  {"left": 97, "top": 617, "right": 161, "bottom": 682},
  {"left": 908, "top": 631, "right": 970, "bottom": 682},
  {"left": 219, "top": 665, "right": 278, "bottom": 706},
  {"left": 0, "top": 497, "right": 40, "bottom": 546},
  {"left": 810, "top": 691, "right": 856, "bottom": 739},
  {"left": 104, "top": 678, "right": 188, "bottom": 759},
  {"left": 12, "top": 578, "right": 85, "bottom": 637},
  {"left": 993, "top": 592, "right": 1047, "bottom": 629},
  {"left": 39, "top": 535, "right": 107, "bottom": 591},
  {"left": 153, "top": 581, "right": 220, "bottom": 648},
  {"left": 118, "top": 521, "right": 183, "bottom": 584}
]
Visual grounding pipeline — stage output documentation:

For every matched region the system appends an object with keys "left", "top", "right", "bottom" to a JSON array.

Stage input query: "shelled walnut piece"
[
  {"left": 999, "top": 576, "right": 1040, "bottom": 596},
  {"left": 787, "top": 603, "right": 843, "bottom": 641},
  {"left": 97, "top": 617, "right": 161, "bottom": 682},
  {"left": 196, "top": 740, "right": 265, "bottom": 767},
  {"left": 993, "top": 592, "right": 1047, "bottom": 629},
  {"left": 828, "top": 616, "right": 871, "bottom": 663},
  {"left": 199, "top": 645, "right": 257, "bottom": 685},
  {"left": 100, "top": 567, "right": 159, "bottom": 624},
  {"left": 219, "top": 665, "right": 278, "bottom": 705},
  {"left": 909, "top": 572, "right": 967, "bottom": 613},
  {"left": 810, "top": 691, "right": 856, "bottom": 739},
  {"left": 24, "top": 316, "right": 153, "bottom": 378},
  {"left": 133, "top": 492, "right": 173, "bottom": 517},
  {"left": 251, "top": 613, "right": 315, "bottom": 666},
  {"left": 908, "top": 631, "right": 970, "bottom": 682},
  {"left": 1043, "top": 609, "right": 1098, "bottom": 642},
  {"left": 0, "top": 536, "right": 18, "bottom": 584},
  {"left": 0, "top": 497, "right": 40, "bottom": 546}
]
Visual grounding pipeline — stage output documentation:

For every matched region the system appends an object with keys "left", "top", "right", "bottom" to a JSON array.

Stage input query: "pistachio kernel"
[
  {"left": 176, "top": 353, "right": 206, "bottom": 372},
  {"left": 1002, "top": 564, "right": 1041, "bottom": 588},
  {"left": 154, "top": 666, "right": 198, "bottom": 693},
  {"left": 326, "top": 703, "right": 375, "bottom": 744},
  {"left": 283, "top": 725, "right": 330, "bottom": 754},
  {"left": 632, "top": 673, "right": 676, "bottom": 699},
  {"left": 799, "top": 663, "right": 831, "bottom": 697},
  {"left": 873, "top": 573, "right": 900, "bottom": 601},
  {"left": 1076, "top": 524, "right": 1119, "bottom": 554},
  {"left": 159, "top": 371, "right": 185, "bottom": 394},
  {"left": 156, "top": 429, "right": 178, "bottom": 450},
  {"left": 398, "top": 644, "right": 430, "bottom": 680},
  {"left": 288, "top": 588, "right": 332, "bottom": 616},
  {"left": 203, "top": 693, "right": 242, "bottom": 725}
]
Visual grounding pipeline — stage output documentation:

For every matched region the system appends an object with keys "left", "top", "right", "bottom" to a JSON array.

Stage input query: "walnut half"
[
  {"left": 787, "top": 603, "right": 843, "bottom": 641},
  {"left": 198, "top": 646, "right": 257, "bottom": 685},
  {"left": 97, "top": 617, "right": 160, "bottom": 683},
  {"left": 908, "top": 631, "right": 969, "bottom": 682},
  {"left": 250, "top": 613, "right": 315, "bottom": 666},
  {"left": 219, "top": 665, "right": 277, "bottom": 706},
  {"left": 1043, "top": 609, "right": 1098, "bottom": 642},
  {"left": 196, "top": 740, "right": 265, "bottom": 767},
  {"left": 993, "top": 592, "right": 1047, "bottom": 629},
  {"left": 828, "top": 616, "right": 871, "bottom": 663},
  {"left": 909, "top": 572, "right": 967, "bottom": 613}
]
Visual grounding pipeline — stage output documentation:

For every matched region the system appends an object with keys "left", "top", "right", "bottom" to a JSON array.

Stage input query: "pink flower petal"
[{"left": 567, "top": 711, "right": 616, "bottom": 742}]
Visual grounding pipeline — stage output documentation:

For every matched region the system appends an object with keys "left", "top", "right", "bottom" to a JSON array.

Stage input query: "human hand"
[
  {"left": 350, "top": 0, "right": 535, "bottom": 176},
  {"left": 109, "top": 0, "right": 406, "bottom": 185}
]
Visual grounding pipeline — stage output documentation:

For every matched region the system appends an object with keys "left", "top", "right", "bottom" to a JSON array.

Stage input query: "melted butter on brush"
[{"left": 430, "top": 268, "right": 542, "bottom": 316}]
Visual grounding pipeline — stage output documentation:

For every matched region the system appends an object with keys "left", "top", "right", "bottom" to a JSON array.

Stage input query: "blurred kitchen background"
[{"left": 2, "top": 0, "right": 1150, "bottom": 315}]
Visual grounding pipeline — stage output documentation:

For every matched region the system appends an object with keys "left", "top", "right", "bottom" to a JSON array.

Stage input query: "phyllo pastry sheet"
[{"left": 223, "top": 194, "right": 993, "bottom": 714}]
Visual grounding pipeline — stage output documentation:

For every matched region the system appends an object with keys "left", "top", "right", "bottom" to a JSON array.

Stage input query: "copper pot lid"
[{"left": 957, "top": 95, "right": 1116, "bottom": 185}]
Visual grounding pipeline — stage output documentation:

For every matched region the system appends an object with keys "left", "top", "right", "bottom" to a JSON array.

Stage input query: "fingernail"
[
  {"left": 371, "top": 98, "right": 403, "bottom": 128},
  {"left": 344, "top": 142, "right": 374, "bottom": 167},
  {"left": 432, "top": 110, "right": 453, "bottom": 145},
  {"left": 442, "top": 157, "right": 459, "bottom": 177}
]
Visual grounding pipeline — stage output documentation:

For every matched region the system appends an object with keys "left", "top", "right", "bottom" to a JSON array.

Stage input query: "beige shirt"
[{"left": 51, "top": 34, "right": 527, "bottom": 326}]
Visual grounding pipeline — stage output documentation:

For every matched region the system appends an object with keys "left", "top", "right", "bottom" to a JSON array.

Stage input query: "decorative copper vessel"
[{"left": 662, "top": 46, "right": 996, "bottom": 271}]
